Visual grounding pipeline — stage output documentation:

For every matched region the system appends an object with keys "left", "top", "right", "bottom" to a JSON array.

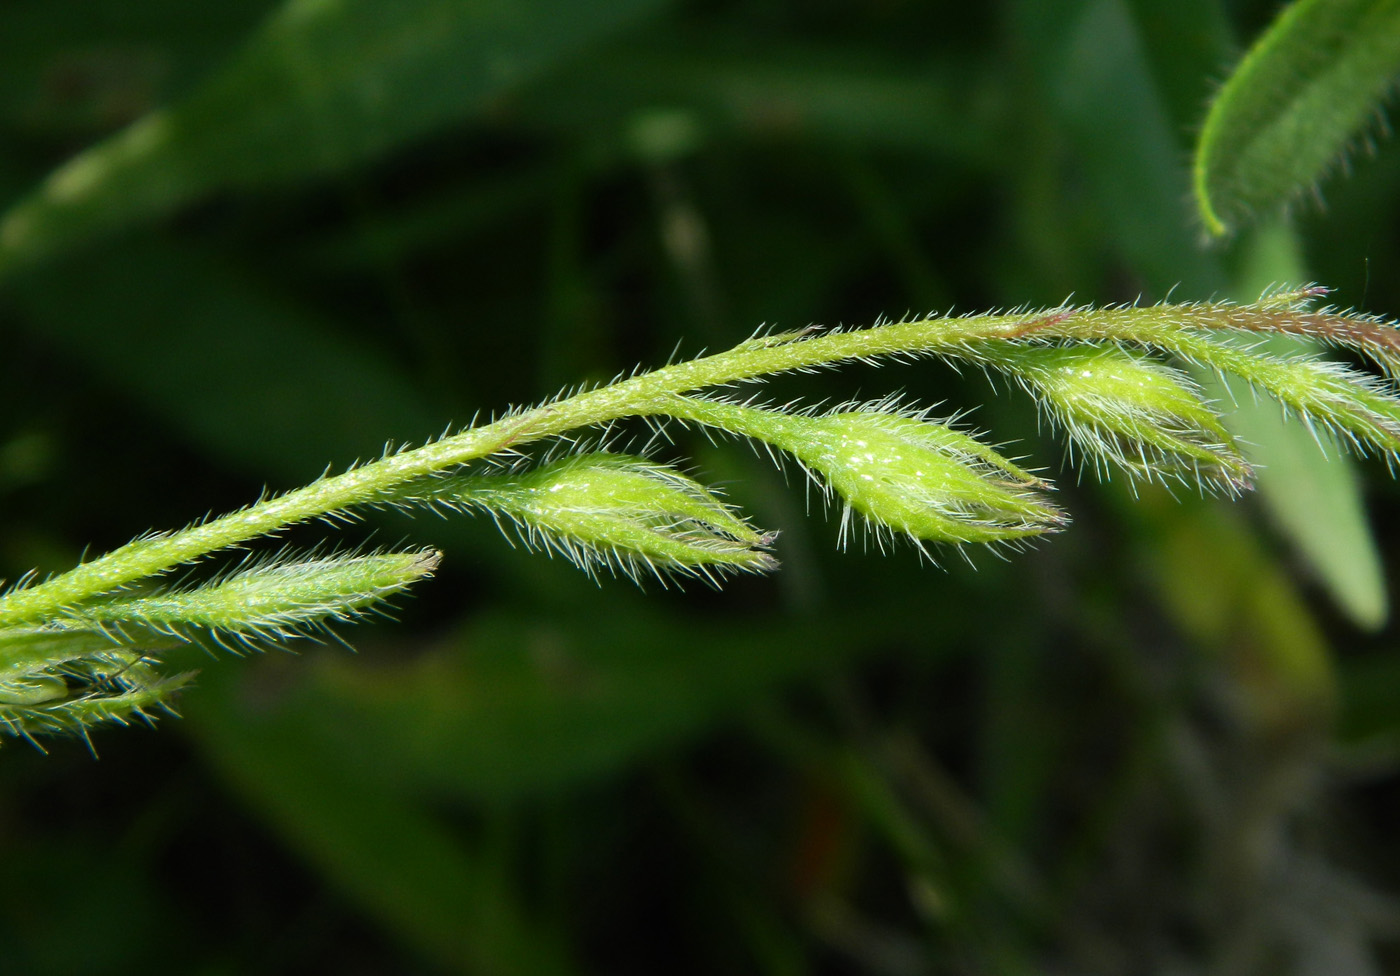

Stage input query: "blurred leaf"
[
  {"left": 180, "top": 598, "right": 935, "bottom": 968},
  {"left": 1122, "top": 0, "right": 1233, "bottom": 134},
  {"left": 303, "top": 163, "right": 552, "bottom": 268},
  {"left": 191, "top": 678, "right": 578, "bottom": 976},
  {"left": 1017, "top": 0, "right": 1223, "bottom": 294},
  {"left": 9, "top": 236, "right": 439, "bottom": 481},
  {"left": 0, "top": 839, "right": 170, "bottom": 976},
  {"left": 1220, "top": 374, "right": 1388, "bottom": 630},
  {"left": 515, "top": 36, "right": 1001, "bottom": 163},
  {"left": 1224, "top": 219, "right": 1387, "bottom": 630},
  {"left": 0, "top": 0, "right": 278, "bottom": 137},
  {"left": 185, "top": 599, "right": 934, "bottom": 802},
  {"left": 1194, "top": 0, "right": 1400, "bottom": 236},
  {"left": 1129, "top": 493, "right": 1336, "bottom": 728},
  {"left": 0, "top": 0, "right": 674, "bottom": 276},
  {"left": 1338, "top": 652, "right": 1400, "bottom": 746}
]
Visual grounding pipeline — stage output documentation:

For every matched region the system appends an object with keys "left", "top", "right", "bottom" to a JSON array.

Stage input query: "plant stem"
[{"left": 0, "top": 300, "right": 1359, "bottom": 627}]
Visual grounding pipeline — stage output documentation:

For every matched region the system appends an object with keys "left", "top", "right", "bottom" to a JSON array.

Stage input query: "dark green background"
[{"left": 3, "top": 0, "right": 1400, "bottom": 972}]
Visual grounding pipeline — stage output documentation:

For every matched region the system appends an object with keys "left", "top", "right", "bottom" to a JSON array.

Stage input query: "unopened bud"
[
  {"left": 410, "top": 454, "right": 777, "bottom": 582},
  {"left": 669, "top": 398, "right": 1065, "bottom": 550},
  {"left": 77, "top": 549, "right": 442, "bottom": 639},
  {"left": 776, "top": 409, "right": 1065, "bottom": 548},
  {"left": 982, "top": 343, "right": 1252, "bottom": 492}
]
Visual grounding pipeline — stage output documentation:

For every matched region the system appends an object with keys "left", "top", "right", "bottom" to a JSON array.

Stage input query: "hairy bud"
[
  {"left": 669, "top": 398, "right": 1065, "bottom": 552},
  {"left": 75, "top": 549, "right": 443, "bottom": 642},
  {"left": 979, "top": 343, "right": 1253, "bottom": 492},
  {"left": 403, "top": 454, "right": 777, "bottom": 583}
]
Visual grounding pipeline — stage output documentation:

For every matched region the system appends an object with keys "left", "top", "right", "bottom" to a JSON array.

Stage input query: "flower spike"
[{"left": 4, "top": 290, "right": 1400, "bottom": 743}]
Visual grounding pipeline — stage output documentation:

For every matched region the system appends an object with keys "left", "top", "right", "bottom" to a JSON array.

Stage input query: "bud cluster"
[
  {"left": 0, "top": 549, "right": 440, "bottom": 742},
  {"left": 5, "top": 290, "right": 1400, "bottom": 743}
]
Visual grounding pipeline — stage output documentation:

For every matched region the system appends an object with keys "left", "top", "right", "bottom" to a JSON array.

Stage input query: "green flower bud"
[
  {"left": 1175, "top": 333, "right": 1400, "bottom": 460},
  {"left": 75, "top": 549, "right": 442, "bottom": 641},
  {"left": 667, "top": 397, "right": 1064, "bottom": 551},
  {"left": 404, "top": 454, "right": 777, "bottom": 583},
  {"left": 776, "top": 409, "right": 1065, "bottom": 549},
  {"left": 980, "top": 343, "right": 1253, "bottom": 492}
]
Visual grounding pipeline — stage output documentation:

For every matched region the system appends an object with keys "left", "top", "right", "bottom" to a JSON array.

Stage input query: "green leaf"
[
  {"left": 1225, "top": 219, "right": 1388, "bottom": 630},
  {"left": 1194, "top": 0, "right": 1400, "bottom": 237},
  {"left": 0, "top": 0, "right": 673, "bottom": 276},
  {"left": 1220, "top": 380, "right": 1387, "bottom": 629}
]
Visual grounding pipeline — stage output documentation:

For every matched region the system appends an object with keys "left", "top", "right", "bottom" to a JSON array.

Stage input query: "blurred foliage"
[{"left": 4, "top": 0, "right": 1400, "bottom": 973}]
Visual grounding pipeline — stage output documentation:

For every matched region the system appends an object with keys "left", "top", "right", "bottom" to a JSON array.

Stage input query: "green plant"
[
  {"left": 4, "top": 287, "right": 1399, "bottom": 743},
  {"left": 1194, "top": 0, "right": 1400, "bottom": 237},
  {"left": 11, "top": 0, "right": 1400, "bottom": 973}
]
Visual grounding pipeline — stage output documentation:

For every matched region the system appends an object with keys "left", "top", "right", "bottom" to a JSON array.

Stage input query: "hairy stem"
[{"left": 0, "top": 299, "right": 1367, "bottom": 627}]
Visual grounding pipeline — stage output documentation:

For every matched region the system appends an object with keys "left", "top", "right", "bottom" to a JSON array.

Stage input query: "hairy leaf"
[{"left": 1194, "top": 0, "right": 1400, "bottom": 236}]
